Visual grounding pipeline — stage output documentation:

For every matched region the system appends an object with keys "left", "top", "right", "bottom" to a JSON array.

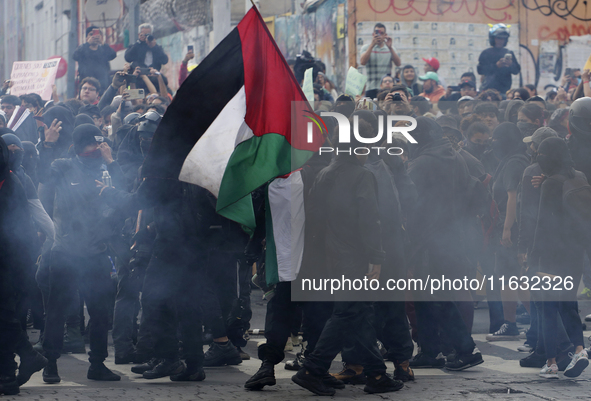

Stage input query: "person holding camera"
[
  {"left": 73, "top": 26, "right": 117, "bottom": 96},
  {"left": 360, "top": 23, "right": 401, "bottom": 100},
  {"left": 477, "top": 24, "right": 520, "bottom": 96},
  {"left": 124, "top": 24, "right": 169, "bottom": 73}
]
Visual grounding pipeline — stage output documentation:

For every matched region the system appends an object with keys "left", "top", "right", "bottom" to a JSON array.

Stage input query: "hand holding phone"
[{"left": 124, "top": 89, "right": 145, "bottom": 100}]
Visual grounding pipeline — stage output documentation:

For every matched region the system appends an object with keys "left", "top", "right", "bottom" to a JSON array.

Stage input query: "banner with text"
[{"left": 9, "top": 59, "right": 60, "bottom": 100}]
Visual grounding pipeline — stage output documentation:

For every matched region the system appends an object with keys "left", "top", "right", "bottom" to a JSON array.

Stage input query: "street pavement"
[{"left": 7, "top": 290, "right": 591, "bottom": 400}]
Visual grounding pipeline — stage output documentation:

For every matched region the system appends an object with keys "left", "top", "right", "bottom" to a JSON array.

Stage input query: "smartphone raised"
[
  {"left": 92, "top": 28, "right": 100, "bottom": 36},
  {"left": 188, "top": 45, "right": 194, "bottom": 52},
  {"left": 123, "top": 74, "right": 137, "bottom": 84},
  {"left": 138, "top": 67, "right": 151, "bottom": 75},
  {"left": 124, "top": 89, "right": 145, "bottom": 100}
]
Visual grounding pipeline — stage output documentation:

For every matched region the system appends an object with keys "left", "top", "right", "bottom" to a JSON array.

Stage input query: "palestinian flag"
[{"left": 142, "top": 7, "right": 324, "bottom": 231}]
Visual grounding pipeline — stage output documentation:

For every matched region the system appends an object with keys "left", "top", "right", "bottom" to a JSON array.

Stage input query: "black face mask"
[
  {"left": 536, "top": 154, "right": 561, "bottom": 176},
  {"left": 8, "top": 149, "right": 23, "bottom": 170},
  {"left": 465, "top": 140, "right": 488, "bottom": 159},
  {"left": 517, "top": 122, "right": 538, "bottom": 138}
]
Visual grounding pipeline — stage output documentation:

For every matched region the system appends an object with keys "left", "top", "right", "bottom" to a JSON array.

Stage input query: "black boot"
[
  {"left": 42, "top": 359, "right": 61, "bottom": 384},
  {"left": 17, "top": 350, "right": 48, "bottom": 385},
  {"left": 170, "top": 361, "right": 206, "bottom": 382},
  {"left": 131, "top": 358, "right": 160, "bottom": 374},
  {"left": 364, "top": 374, "right": 404, "bottom": 394},
  {"left": 0, "top": 375, "right": 19, "bottom": 396},
  {"left": 87, "top": 362, "right": 121, "bottom": 381},
  {"left": 142, "top": 358, "right": 185, "bottom": 380},
  {"left": 203, "top": 342, "right": 242, "bottom": 367},
  {"left": 245, "top": 361, "right": 276, "bottom": 390},
  {"left": 291, "top": 369, "right": 336, "bottom": 396}
]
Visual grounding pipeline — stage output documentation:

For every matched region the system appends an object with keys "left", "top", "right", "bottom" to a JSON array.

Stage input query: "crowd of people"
[{"left": 1, "top": 19, "right": 591, "bottom": 398}]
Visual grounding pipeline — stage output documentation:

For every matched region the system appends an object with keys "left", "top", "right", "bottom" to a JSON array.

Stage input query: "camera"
[
  {"left": 391, "top": 92, "right": 403, "bottom": 101},
  {"left": 147, "top": 34, "right": 154, "bottom": 42}
]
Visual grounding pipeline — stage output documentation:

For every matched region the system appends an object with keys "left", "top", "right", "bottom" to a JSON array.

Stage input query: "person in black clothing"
[
  {"left": 0, "top": 137, "right": 47, "bottom": 395},
  {"left": 73, "top": 26, "right": 117, "bottom": 95},
  {"left": 531, "top": 137, "right": 589, "bottom": 378},
  {"left": 38, "top": 124, "right": 125, "bottom": 384},
  {"left": 486, "top": 122, "right": 530, "bottom": 340},
  {"left": 405, "top": 117, "right": 482, "bottom": 371},
  {"left": 477, "top": 24, "right": 520, "bottom": 95},
  {"left": 124, "top": 23, "right": 169, "bottom": 72}
]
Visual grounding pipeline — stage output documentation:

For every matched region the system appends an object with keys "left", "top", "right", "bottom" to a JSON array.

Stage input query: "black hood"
[
  {"left": 410, "top": 117, "right": 446, "bottom": 159},
  {"left": 0, "top": 136, "right": 10, "bottom": 182},
  {"left": 43, "top": 104, "right": 75, "bottom": 151},
  {"left": 537, "top": 137, "right": 574, "bottom": 177},
  {"left": 492, "top": 122, "right": 525, "bottom": 160}
]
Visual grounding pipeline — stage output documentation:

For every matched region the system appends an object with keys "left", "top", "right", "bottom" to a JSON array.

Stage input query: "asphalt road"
[{"left": 8, "top": 289, "right": 591, "bottom": 400}]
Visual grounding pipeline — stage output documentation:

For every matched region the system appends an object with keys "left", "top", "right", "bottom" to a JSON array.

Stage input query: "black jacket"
[
  {"left": 73, "top": 43, "right": 117, "bottom": 94},
  {"left": 124, "top": 41, "right": 169, "bottom": 71},
  {"left": 308, "top": 155, "right": 385, "bottom": 280},
  {"left": 38, "top": 147, "right": 125, "bottom": 256},
  {"left": 517, "top": 162, "right": 542, "bottom": 256},
  {"left": 477, "top": 47, "right": 520, "bottom": 94}
]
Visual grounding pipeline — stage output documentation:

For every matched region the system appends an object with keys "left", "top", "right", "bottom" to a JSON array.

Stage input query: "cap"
[
  {"left": 458, "top": 96, "right": 474, "bottom": 103},
  {"left": 459, "top": 80, "right": 476, "bottom": 89},
  {"left": 522, "top": 126, "right": 558, "bottom": 146},
  {"left": 422, "top": 57, "right": 440, "bottom": 71},
  {"left": 418, "top": 71, "right": 439, "bottom": 83},
  {"left": 73, "top": 124, "right": 101, "bottom": 154}
]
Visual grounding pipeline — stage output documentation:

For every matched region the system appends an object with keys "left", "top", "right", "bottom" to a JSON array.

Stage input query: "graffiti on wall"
[
  {"left": 538, "top": 23, "right": 591, "bottom": 40},
  {"left": 366, "top": 0, "right": 514, "bottom": 22},
  {"left": 522, "top": 0, "right": 591, "bottom": 21}
]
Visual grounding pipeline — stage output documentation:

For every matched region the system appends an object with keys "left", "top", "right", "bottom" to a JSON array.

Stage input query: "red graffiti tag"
[
  {"left": 367, "top": 0, "right": 513, "bottom": 22},
  {"left": 538, "top": 24, "right": 591, "bottom": 41}
]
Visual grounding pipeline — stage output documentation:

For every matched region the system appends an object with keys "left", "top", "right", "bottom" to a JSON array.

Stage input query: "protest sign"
[
  {"left": 9, "top": 59, "right": 60, "bottom": 100},
  {"left": 345, "top": 66, "right": 367, "bottom": 97}
]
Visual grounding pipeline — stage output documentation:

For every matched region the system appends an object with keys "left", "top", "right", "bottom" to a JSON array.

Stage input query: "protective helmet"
[
  {"left": 137, "top": 111, "right": 162, "bottom": 136},
  {"left": 123, "top": 112, "right": 141, "bottom": 125},
  {"left": 489, "top": 23, "right": 510, "bottom": 46},
  {"left": 568, "top": 97, "right": 591, "bottom": 140}
]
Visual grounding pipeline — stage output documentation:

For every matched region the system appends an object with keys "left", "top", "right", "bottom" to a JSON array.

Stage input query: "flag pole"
[{"left": 249, "top": 0, "right": 256, "bottom": 8}]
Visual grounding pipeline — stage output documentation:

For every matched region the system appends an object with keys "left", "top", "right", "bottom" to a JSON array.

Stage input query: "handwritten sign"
[
  {"left": 345, "top": 66, "right": 367, "bottom": 97},
  {"left": 303, "top": 67, "right": 314, "bottom": 106},
  {"left": 9, "top": 59, "right": 60, "bottom": 100}
]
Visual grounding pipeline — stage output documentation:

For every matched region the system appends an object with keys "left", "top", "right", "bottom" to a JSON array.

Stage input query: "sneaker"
[
  {"left": 285, "top": 352, "right": 304, "bottom": 371},
  {"left": 245, "top": 361, "right": 276, "bottom": 390},
  {"left": 520, "top": 351, "right": 546, "bottom": 368},
  {"left": 42, "top": 359, "right": 61, "bottom": 384},
  {"left": 203, "top": 342, "right": 242, "bottom": 367},
  {"left": 142, "top": 359, "right": 185, "bottom": 380},
  {"left": 557, "top": 346, "right": 575, "bottom": 371},
  {"left": 87, "top": 363, "right": 121, "bottom": 381},
  {"left": 517, "top": 343, "right": 534, "bottom": 353},
  {"left": 237, "top": 347, "right": 250, "bottom": 360},
  {"left": 578, "top": 287, "right": 591, "bottom": 300},
  {"left": 486, "top": 322, "right": 520, "bottom": 341},
  {"left": 585, "top": 313, "right": 591, "bottom": 322},
  {"left": 322, "top": 373, "right": 345, "bottom": 389},
  {"left": 0, "top": 375, "right": 19, "bottom": 396},
  {"left": 564, "top": 350, "right": 589, "bottom": 378},
  {"left": 170, "top": 365, "right": 206, "bottom": 382},
  {"left": 291, "top": 334, "right": 302, "bottom": 347},
  {"left": 131, "top": 358, "right": 160, "bottom": 374},
  {"left": 394, "top": 360, "right": 415, "bottom": 382},
  {"left": 284, "top": 337, "right": 293, "bottom": 351},
  {"left": 409, "top": 352, "right": 445, "bottom": 368},
  {"left": 291, "top": 369, "right": 336, "bottom": 396},
  {"left": 445, "top": 352, "right": 484, "bottom": 371},
  {"left": 539, "top": 363, "right": 559, "bottom": 379},
  {"left": 363, "top": 374, "right": 404, "bottom": 394},
  {"left": 330, "top": 363, "right": 366, "bottom": 384}
]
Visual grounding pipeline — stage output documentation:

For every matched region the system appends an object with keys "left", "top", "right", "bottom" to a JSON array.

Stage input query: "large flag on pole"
[{"left": 142, "top": 6, "right": 324, "bottom": 231}]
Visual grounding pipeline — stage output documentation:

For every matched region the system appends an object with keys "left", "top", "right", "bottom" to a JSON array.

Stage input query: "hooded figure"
[
  {"left": 75, "top": 113, "right": 96, "bottom": 127},
  {"left": 401, "top": 64, "right": 422, "bottom": 97},
  {"left": 530, "top": 137, "right": 587, "bottom": 372},
  {"left": 42, "top": 104, "right": 75, "bottom": 156},
  {"left": 21, "top": 141, "right": 40, "bottom": 188},
  {"left": 405, "top": 117, "right": 481, "bottom": 369},
  {"left": 504, "top": 99, "right": 524, "bottom": 124}
]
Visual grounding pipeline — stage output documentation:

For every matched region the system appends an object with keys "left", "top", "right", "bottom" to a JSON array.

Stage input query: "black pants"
[
  {"left": 541, "top": 299, "right": 583, "bottom": 359},
  {"left": 374, "top": 302, "right": 413, "bottom": 362},
  {"left": 414, "top": 301, "right": 476, "bottom": 358},
  {"left": 42, "top": 250, "right": 112, "bottom": 363},
  {"left": 0, "top": 268, "right": 24, "bottom": 377},
  {"left": 201, "top": 250, "right": 251, "bottom": 347},
  {"left": 304, "top": 302, "right": 387, "bottom": 377},
  {"left": 136, "top": 242, "right": 204, "bottom": 363},
  {"left": 112, "top": 249, "right": 149, "bottom": 357},
  {"left": 261, "top": 282, "right": 332, "bottom": 364}
]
